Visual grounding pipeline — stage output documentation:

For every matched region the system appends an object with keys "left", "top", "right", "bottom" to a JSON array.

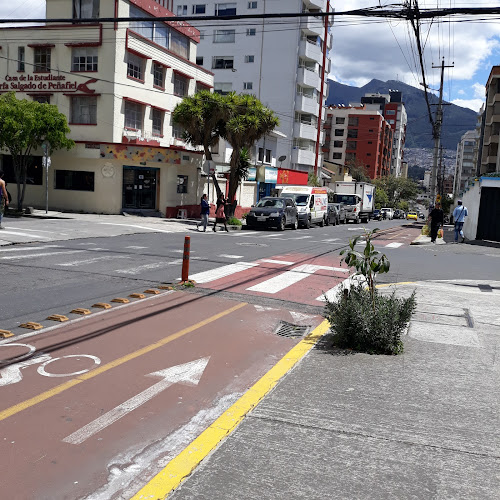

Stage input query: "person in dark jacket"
[
  {"left": 428, "top": 202, "right": 444, "bottom": 243},
  {"left": 197, "top": 194, "right": 210, "bottom": 232}
]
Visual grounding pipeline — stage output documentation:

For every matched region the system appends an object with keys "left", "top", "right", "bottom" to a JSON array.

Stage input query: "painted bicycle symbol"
[{"left": 0, "top": 343, "right": 101, "bottom": 387}]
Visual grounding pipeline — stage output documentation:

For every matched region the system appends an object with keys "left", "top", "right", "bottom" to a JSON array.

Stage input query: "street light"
[{"left": 41, "top": 140, "right": 50, "bottom": 214}]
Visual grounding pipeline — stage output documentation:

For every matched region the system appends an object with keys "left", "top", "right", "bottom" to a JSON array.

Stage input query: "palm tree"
[
  {"left": 172, "top": 90, "right": 229, "bottom": 196},
  {"left": 223, "top": 93, "right": 279, "bottom": 214}
]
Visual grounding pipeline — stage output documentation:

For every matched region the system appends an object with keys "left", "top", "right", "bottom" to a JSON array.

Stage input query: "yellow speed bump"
[
  {"left": 47, "top": 314, "right": 69, "bottom": 322},
  {"left": 144, "top": 289, "right": 160, "bottom": 295},
  {"left": 70, "top": 308, "right": 91, "bottom": 316},
  {"left": 129, "top": 293, "right": 146, "bottom": 299},
  {"left": 92, "top": 303, "right": 112, "bottom": 309},
  {"left": 111, "top": 298, "right": 129, "bottom": 304},
  {"left": 20, "top": 322, "right": 43, "bottom": 330},
  {"left": 0, "top": 329, "right": 14, "bottom": 339},
  {"left": 157, "top": 285, "right": 174, "bottom": 290}
]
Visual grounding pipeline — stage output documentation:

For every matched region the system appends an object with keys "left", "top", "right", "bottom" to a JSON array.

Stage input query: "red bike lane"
[{"left": 0, "top": 291, "right": 324, "bottom": 499}]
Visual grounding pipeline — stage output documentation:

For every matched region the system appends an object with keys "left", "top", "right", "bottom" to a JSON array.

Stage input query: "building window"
[
  {"left": 196, "top": 56, "right": 204, "bottom": 66},
  {"left": 246, "top": 28, "right": 256, "bottom": 36},
  {"left": 346, "top": 141, "right": 357, "bottom": 150},
  {"left": 386, "top": 109, "right": 396, "bottom": 115},
  {"left": 177, "top": 5, "right": 187, "bottom": 15},
  {"left": 33, "top": 95, "right": 50, "bottom": 104},
  {"left": 153, "top": 63, "right": 164, "bottom": 88},
  {"left": 248, "top": 1, "right": 257, "bottom": 8},
  {"left": 124, "top": 101, "right": 143, "bottom": 130},
  {"left": 348, "top": 117, "right": 358, "bottom": 126},
  {"left": 177, "top": 175, "right": 188, "bottom": 193},
  {"left": 34, "top": 47, "right": 51, "bottom": 72},
  {"left": 368, "top": 141, "right": 373, "bottom": 144},
  {"left": 366, "top": 153, "right": 372, "bottom": 156},
  {"left": 332, "top": 152, "right": 342, "bottom": 159},
  {"left": 334, "top": 129, "right": 344, "bottom": 137},
  {"left": 71, "top": 47, "right": 98, "bottom": 72},
  {"left": 245, "top": 55, "right": 254, "bottom": 63},
  {"left": 345, "top": 152, "right": 356, "bottom": 162},
  {"left": 172, "top": 121, "right": 185, "bottom": 139},
  {"left": 171, "top": 30, "right": 189, "bottom": 59},
  {"left": 258, "top": 148, "right": 271, "bottom": 163},
  {"left": 18, "top": 47, "right": 25, "bottom": 72},
  {"left": 55, "top": 170, "right": 95, "bottom": 191},
  {"left": 193, "top": 4, "right": 206, "bottom": 14},
  {"left": 152, "top": 108, "right": 163, "bottom": 136},
  {"left": 73, "top": 0, "right": 99, "bottom": 19},
  {"left": 212, "top": 56, "right": 234, "bottom": 69},
  {"left": 347, "top": 129, "right": 358, "bottom": 138},
  {"left": 174, "top": 74, "right": 189, "bottom": 96},
  {"left": 243, "top": 82, "right": 253, "bottom": 90},
  {"left": 215, "top": 3, "right": 236, "bottom": 16},
  {"left": 214, "top": 82, "right": 232, "bottom": 95},
  {"left": 214, "top": 29, "right": 235, "bottom": 43},
  {"left": 333, "top": 141, "right": 343, "bottom": 148},
  {"left": 335, "top": 117, "right": 345, "bottom": 124},
  {"left": 127, "top": 53, "right": 143, "bottom": 81},
  {"left": 70, "top": 95, "right": 97, "bottom": 124}
]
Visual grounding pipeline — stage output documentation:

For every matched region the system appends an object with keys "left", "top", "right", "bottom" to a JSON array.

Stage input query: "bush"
[
  {"left": 227, "top": 216, "right": 242, "bottom": 226},
  {"left": 324, "top": 285, "right": 416, "bottom": 355}
]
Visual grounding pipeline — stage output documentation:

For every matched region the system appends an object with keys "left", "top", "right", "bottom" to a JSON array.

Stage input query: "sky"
[{"left": 1, "top": 0, "right": 499, "bottom": 112}]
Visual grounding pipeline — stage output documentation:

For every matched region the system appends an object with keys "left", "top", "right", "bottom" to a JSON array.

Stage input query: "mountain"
[{"left": 326, "top": 79, "right": 478, "bottom": 150}]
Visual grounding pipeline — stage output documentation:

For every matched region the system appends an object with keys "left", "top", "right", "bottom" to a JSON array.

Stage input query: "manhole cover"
[{"left": 274, "top": 321, "right": 310, "bottom": 338}]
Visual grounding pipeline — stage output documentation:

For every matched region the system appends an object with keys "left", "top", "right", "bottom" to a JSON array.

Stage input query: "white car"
[{"left": 380, "top": 208, "right": 394, "bottom": 220}]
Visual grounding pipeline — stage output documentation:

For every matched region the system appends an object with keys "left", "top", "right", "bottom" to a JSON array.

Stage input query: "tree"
[
  {"left": 223, "top": 93, "right": 279, "bottom": 214},
  {"left": 345, "top": 158, "right": 370, "bottom": 182},
  {"left": 308, "top": 171, "right": 321, "bottom": 187},
  {"left": 374, "top": 186, "right": 389, "bottom": 209},
  {"left": 374, "top": 176, "right": 419, "bottom": 207},
  {"left": 172, "top": 90, "right": 229, "bottom": 197},
  {"left": 0, "top": 92, "right": 74, "bottom": 211}
]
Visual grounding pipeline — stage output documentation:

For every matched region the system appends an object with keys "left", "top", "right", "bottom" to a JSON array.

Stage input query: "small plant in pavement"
[{"left": 324, "top": 228, "right": 416, "bottom": 355}]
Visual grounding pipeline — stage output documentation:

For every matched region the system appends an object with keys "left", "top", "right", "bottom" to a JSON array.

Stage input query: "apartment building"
[
  {"left": 0, "top": 0, "right": 213, "bottom": 216},
  {"left": 455, "top": 130, "right": 479, "bottom": 197},
  {"left": 170, "top": 0, "right": 332, "bottom": 174},
  {"left": 479, "top": 66, "right": 500, "bottom": 175},
  {"left": 323, "top": 105, "right": 393, "bottom": 180}
]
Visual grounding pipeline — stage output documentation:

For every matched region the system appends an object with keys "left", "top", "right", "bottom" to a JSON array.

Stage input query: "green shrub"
[
  {"left": 227, "top": 216, "right": 242, "bottom": 226},
  {"left": 324, "top": 285, "right": 416, "bottom": 355}
]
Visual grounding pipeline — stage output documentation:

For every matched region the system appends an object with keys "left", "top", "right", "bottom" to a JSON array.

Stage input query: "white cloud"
[
  {"left": 457, "top": 89, "right": 465, "bottom": 95},
  {"left": 451, "top": 99, "right": 484, "bottom": 113},
  {"left": 472, "top": 83, "right": 486, "bottom": 99}
]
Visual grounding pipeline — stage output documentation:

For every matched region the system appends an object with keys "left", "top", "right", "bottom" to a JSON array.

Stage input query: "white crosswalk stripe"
[
  {"left": 0, "top": 245, "right": 61, "bottom": 253},
  {"left": 189, "top": 262, "right": 259, "bottom": 284},
  {"left": 59, "top": 255, "right": 131, "bottom": 267},
  {"left": 219, "top": 254, "right": 244, "bottom": 259},
  {"left": 385, "top": 242, "right": 404, "bottom": 248},
  {"left": 0, "top": 250, "right": 85, "bottom": 260},
  {"left": 316, "top": 275, "right": 364, "bottom": 302},
  {"left": 115, "top": 259, "right": 182, "bottom": 275},
  {"left": 259, "top": 259, "right": 295, "bottom": 265}
]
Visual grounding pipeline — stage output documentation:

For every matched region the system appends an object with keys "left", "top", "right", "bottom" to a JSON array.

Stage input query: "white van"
[{"left": 280, "top": 186, "right": 328, "bottom": 228}]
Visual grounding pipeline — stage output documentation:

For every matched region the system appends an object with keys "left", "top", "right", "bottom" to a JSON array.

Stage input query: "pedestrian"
[
  {"left": 213, "top": 194, "right": 229, "bottom": 233},
  {"left": 452, "top": 200, "right": 468, "bottom": 243},
  {"left": 428, "top": 202, "right": 444, "bottom": 243},
  {"left": 197, "top": 194, "right": 210, "bottom": 232},
  {"left": 0, "top": 170, "right": 9, "bottom": 230}
]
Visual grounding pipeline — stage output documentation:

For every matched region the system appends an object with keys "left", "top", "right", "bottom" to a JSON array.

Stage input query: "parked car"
[
  {"left": 406, "top": 211, "right": 418, "bottom": 221},
  {"left": 380, "top": 208, "right": 394, "bottom": 220},
  {"left": 334, "top": 203, "right": 347, "bottom": 224},
  {"left": 245, "top": 197, "right": 298, "bottom": 231},
  {"left": 393, "top": 209, "right": 405, "bottom": 219},
  {"left": 418, "top": 212, "right": 426, "bottom": 219},
  {"left": 325, "top": 203, "right": 338, "bottom": 226},
  {"left": 372, "top": 209, "right": 381, "bottom": 221}
]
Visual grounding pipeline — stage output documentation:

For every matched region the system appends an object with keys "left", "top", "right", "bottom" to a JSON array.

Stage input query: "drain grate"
[{"left": 274, "top": 321, "right": 310, "bottom": 338}]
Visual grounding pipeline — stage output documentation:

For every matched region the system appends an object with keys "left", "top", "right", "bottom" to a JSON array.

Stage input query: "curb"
[{"left": 410, "top": 234, "right": 446, "bottom": 245}]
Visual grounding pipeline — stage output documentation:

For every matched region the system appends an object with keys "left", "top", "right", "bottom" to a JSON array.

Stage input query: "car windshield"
[
  {"left": 256, "top": 199, "right": 284, "bottom": 209},
  {"left": 334, "top": 194, "right": 357, "bottom": 205},
  {"left": 287, "top": 194, "right": 309, "bottom": 206},
  {"left": 409, "top": 212, "right": 417, "bottom": 215}
]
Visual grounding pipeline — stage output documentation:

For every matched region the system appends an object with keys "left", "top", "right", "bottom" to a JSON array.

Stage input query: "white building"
[
  {"left": 0, "top": 0, "right": 214, "bottom": 216},
  {"left": 170, "top": 0, "right": 332, "bottom": 174},
  {"left": 454, "top": 130, "right": 479, "bottom": 197}
]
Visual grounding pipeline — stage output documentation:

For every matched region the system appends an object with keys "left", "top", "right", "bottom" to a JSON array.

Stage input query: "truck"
[
  {"left": 329, "top": 181, "right": 375, "bottom": 224},
  {"left": 279, "top": 186, "right": 328, "bottom": 228}
]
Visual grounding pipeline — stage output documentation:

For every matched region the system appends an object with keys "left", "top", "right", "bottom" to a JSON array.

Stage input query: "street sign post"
[{"left": 42, "top": 141, "right": 50, "bottom": 214}]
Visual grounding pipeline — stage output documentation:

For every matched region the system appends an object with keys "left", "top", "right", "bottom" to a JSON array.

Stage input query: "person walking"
[
  {"left": 197, "top": 194, "right": 210, "bottom": 232},
  {"left": 0, "top": 170, "right": 9, "bottom": 230},
  {"left": 428, "top": 202, "right": 444, "bottom": 243},
  {"left": 452, "top": 200, "right": 468, "bottom": 243},
  {"left": 213, "top": 194, "right": 229, "bottom": 233}
]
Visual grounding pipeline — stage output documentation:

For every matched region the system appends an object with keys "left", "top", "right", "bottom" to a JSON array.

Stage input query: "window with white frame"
[
  {"left": 34, "top": 47, "right": 51, "bottom": 72},
  {"left": 18, "top": 47, "right": 25, "bottom": 72},
  {"left": 258, "top": 148, "right": 271, "bottom": 163},
  {"left": 212, "top": 56, "right": 234, "bottom": 69},
  {"left": 248, "top": 1, "right": 257, "bottom": 8},
  {"left": 177, "top": 175, "right": 188, "bottom": 193},
  {"left": 153, "top": 23, "right": 169, "bottom": 48},
  {"left": 173, "top": 73, "right": 189, "bottom": 96},
  {"left": 70, "top": 95, "right": 97, "bottom": 124},
  {"left": 153, "top": 63, "right": 164, "bottom": 88},
  {"left": 124, "top": 101, "right": 143, "bottom": 130},
  {"left": 152, "top": 108, "right": 163, "bottom": 136},
  {"left": 385, "top": 109, "right": 396, "bottom": 115},
  {"left": 177, "top": 5, "right": 187, "bottom": 15},
  {"left": 214, "top": 29, "right": 235, "bottom": 43},
  {"left": 71, "top": 47, "right": 98, "bottom": 72},
  {"left": 171, "top": 30, "right": 189, "bottom": 59},
  {"left": 192, "top": 4, "right": 206, "bottom": 14},
  {"left": 127, "top": 53, "right": 143, "bottom": 80},
  {"left": 244, "top": 55, "right": 254, "bottom": 63},
  {"left": 215, "top": 3, "right": 236, "bottom": 16},
  {"left": 73, "top": 0, "right": 99, "bottom": 19},
  {"left": 172, "top": 121, "right": 185, "bottom": 139},
  {"left": 243, "top": 82, "right": 253, "bottom": 90},
  {"left": 246, "top": 28, "right": 256, "bottom": 36},
  {"left": 214, "top": 82, "right": 232, "bottom": 95}
]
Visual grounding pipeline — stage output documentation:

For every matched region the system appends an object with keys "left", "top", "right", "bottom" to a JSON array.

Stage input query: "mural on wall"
[{"left": 101, "top": 145, "right": 182, "bottom": 164}]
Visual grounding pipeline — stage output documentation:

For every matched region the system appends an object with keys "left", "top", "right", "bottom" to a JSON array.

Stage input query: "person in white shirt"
[{"left": 452, "top": 200, "right": 468, "bottom": 243}]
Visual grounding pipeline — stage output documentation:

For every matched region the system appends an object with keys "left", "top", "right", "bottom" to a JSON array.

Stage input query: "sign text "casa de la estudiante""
[{"left": 1, "top": 74, "right": 79, "bottom": 92}]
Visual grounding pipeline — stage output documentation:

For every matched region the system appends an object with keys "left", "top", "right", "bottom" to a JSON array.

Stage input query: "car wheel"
[
  {"left": 291, "top": 217, "right": 298, "bottom": 230},
  {"left": 278, "top": 216, "right": 286, "bottom": 231},
  {"left": 355, "top": 216, "right": 360, "bottom": 224},
  {"left": 319, "top": 216, "right": 325, "bottom": 227},
  {"left": 325, "top": 215, "right": 330, "bottom": 226},
  {"left": 305, "top": 217, "right": 311, "bottom": 229}
]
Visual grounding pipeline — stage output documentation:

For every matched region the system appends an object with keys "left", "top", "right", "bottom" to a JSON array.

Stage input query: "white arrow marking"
[{"left": 63, "top": 357, "right": 210, "bottom": 445}]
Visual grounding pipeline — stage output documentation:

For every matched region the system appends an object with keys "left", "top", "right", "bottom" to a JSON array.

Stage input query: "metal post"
[
  {"left": 42, "top": 140, "right": 50, "bottom": 214},
  {"left": 181, "top": 235, "right": 190, "bottom": 283}
]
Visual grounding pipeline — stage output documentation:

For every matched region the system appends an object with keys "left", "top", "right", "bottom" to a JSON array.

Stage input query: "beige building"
[{"left": 0, "top": 0, "right": 214, "bottom": 216}]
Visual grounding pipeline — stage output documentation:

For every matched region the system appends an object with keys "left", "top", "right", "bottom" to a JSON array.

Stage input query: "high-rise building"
[
  {"left": 479, "top": 66, "right": 500, "bottom": 175},
  {"left": 454, "top": 130, "right": 479, "bottom": 197},
  {"left": 170, "top": 0, "right": 332, "bottom": 173}
]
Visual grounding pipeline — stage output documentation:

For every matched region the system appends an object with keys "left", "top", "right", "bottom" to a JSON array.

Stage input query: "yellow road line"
[
  {"left": 0, "top": 302, "right": 246, "bottom": 422},
  {"left": 131, "top": 319, "right": 331, "bottom": 500}
]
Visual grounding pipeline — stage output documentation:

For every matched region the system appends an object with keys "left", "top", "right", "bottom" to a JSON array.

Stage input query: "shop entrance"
[{"left": 122, "top": 166, "right": 158, "bottom": 210}]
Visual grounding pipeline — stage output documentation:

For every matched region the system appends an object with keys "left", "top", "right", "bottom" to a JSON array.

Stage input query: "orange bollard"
[{"left": 181, "top": 235, "right": 190, "bottom": 283}]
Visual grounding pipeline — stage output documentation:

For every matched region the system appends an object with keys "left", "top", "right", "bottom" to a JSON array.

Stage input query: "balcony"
[
  {"left": 294, "top": 122, "right": 318, "bottom": 141},
  {"left": 304, "top": 0, "right": 327, "bottom": 10},
  {"left": 487, "top": 92, "right": 500, "bottom": 106},
  {"left": 297, "top": 67, "right": 320, "bottom": 88},
  {"left": 299, "top": 38, "right": 323, "bottom": 63},
  {"left": 300, "top": 16, "right": 324, "bottom": 38},
  {"left": 295, "top": 94, "right": 320, "bottom": 115},
  {"left": 292, "top": 147, "right": 316, "bottom": 166}
]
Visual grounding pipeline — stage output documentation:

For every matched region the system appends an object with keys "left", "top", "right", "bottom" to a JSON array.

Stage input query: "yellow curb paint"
[
  {"left": 376, "top": 282, "right": 416, "bottom": 288},
  {"left": 131, "top": 319, "right": 330, "bottom": 500},
  {"left": 0, "top": 302, "right": 247, "bottom": 423}
]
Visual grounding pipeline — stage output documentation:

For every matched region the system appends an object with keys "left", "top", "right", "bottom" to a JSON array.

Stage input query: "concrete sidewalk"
[{"left": 167, "top": 279, "right": 499, "bottom": 499}]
